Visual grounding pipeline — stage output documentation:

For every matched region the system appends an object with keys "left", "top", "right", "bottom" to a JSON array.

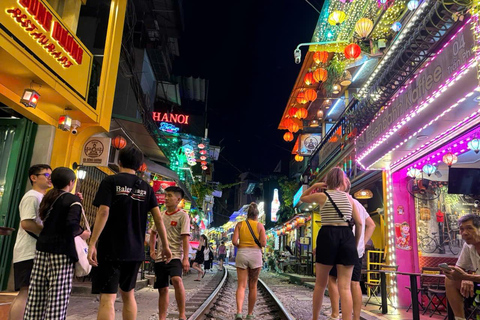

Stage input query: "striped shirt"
[{"left": 320, "top": 190, "right": 352, "bottom": 224}]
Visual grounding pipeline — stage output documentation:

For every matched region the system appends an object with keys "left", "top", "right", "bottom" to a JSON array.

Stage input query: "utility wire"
[{"left": 305, "top": 0, "right": 321, "bottom": 14}]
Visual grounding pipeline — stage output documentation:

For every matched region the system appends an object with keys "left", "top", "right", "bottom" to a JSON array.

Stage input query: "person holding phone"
[{"left": 442, "top": 214, "right": 480, "bottom": 320}]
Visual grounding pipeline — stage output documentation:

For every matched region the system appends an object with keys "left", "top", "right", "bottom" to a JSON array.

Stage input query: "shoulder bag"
[
  {"left": 324, "top": 191, "right": 355, "bottom": 229},
  {"left": 72, "top": 202, "right": 91, "bottom": 277},
  {"left": 244, "top": 220, "right": 262, "bottom": 249}
]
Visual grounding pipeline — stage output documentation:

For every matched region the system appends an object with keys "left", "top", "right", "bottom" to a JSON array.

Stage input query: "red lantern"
[
  {"left": 201, "top": 165, "right": 208, "bottom": 170},
  {"left": 304, "top": 72, "right": 315, "bottom": 85},
  {"left": 138, "top": 163, "right": 147, "bottom": 172},
  {"left": 283, "top": 118, "right": 294, "bottom": 128},
  {"left": 296, "top": 108, "right": 308, "bottom": 120},
  {"left": 313, "top": 68, "right": 328, "bottom": 83},
  {"left": 283, "top": 132, "right": 294, "bottom": 142},
  {"left": 199, "top": 149, "right": 207, "bottom": 155},
  {"left": 201, "top": 161, "right": 208, "bottom": 166},
  {"left": 112, "top": 136, "right": 127, "bottom": 150},
  {"left": 297, "top": 217, "right": 305, "bottom": 226},
  {"left": 276, "top": 230, "right": 281, "bottom": 236},
  {"left": 313, "top": 51, "right": 328, "bottom": 64},
  {"left": 288, "top": 122, "right": 300, "bottom": 133},
  {"left": 305, "top": 89, "right": 317, "bottom": 102},
  {"left": 344, "top": 43, "right": 361, "bottom": 60},
  {"left": 288, "top": 107, "right": 298, "bottom": 118},
  {"left": 296, "top": 92, "right": 307, "bottom": 104},
  {"left": 200, "top": 156, "right": 207, "bottom": 160},
  {"left": 286, "top": 224, "right": 292, "bottom": 231}
]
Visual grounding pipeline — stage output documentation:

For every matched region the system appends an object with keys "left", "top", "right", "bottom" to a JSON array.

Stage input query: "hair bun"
[{"left": 249, "top": 202, "right": 257, "bottom": 209}]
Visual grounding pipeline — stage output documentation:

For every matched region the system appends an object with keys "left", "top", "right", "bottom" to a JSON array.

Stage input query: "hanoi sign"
[
  {"left": 152, "top": 112, "right": 190, "bottom": 125},
  {"left": 2, "top": 0, "right": 93, "bottom": 100}
]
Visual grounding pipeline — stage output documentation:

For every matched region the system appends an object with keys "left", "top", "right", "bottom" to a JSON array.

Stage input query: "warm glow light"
[
  {"left": 112, "top": 136, "right": 127, "bottom": 150},
  {"left": 344, "top": 43, "right": 361, "bottom": 60},
  {"left": 313, "top": 68, "right": 328, "bottom": 83},
  {"left": 58, "top": 115, "right": 72, "bottom": 131},
  {"left": 305, "top": 89, "right": 317, "bottom": 102},
  {"left": 294, "top": 154, "right": 304, "bottom": 162},
  {"left": 283, "top": 131, "right": 294, "bottom": 142},
  {"left": 296, "top": 92, "right": 308, "bottom": 104},
  {"left": 296, "top": 108, "right": 308, "bottom": 120},
  {"left": 313, "top": 51, "right": 329, "bottom": 64},
  {"left": 355, "top": 18, "right": 374, "bottom": 39},
  {"left": 442, "top": 152, "right": 458, "bottom": 167},
  {"left": 328, "top": 11, "right": 346, "bottom": 26},
  {"left": 20, "top": 89, "right": 40, "bottom": 109},
  {"left": 288, "top": 107, "right": 298, "bottom": 118}
]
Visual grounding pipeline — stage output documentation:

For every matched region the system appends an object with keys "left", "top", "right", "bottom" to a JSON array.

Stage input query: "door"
[{"left": 0, "top": 118, "right": 37, "bottom": 290}]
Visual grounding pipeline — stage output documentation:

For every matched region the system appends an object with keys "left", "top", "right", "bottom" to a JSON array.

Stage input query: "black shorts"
[
  {"left": 91, "top": 261, "right": 142, "bottom": 294},
  {"left": 316, "top": 226, "right": 357, "bottom": 266},
  {"left": 154, "top": 259, "right": 183, "bottom": 289},
  {"left": 13, "top": 259, "right": 34, "bottom": 291},
  {"left": 219, "top": 254, "right": 226, "bottom": 262},
  {"left": 329, "top": 256, "right": 363, "bottom": 281}
]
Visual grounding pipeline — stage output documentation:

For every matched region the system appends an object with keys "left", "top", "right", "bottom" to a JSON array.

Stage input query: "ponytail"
[{"left": 247, "top": 202, "right": 259, "bottom": 219}]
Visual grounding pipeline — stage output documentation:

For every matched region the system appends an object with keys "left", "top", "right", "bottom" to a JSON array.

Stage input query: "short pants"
[
  {"left": 316, "top": 226, "right": 357, "bottom": 266},
  {"left": 329, "top": 256, "right": 363, "bottom": 281},
  {"left": 235, "top": 248, "right": 262, "bottom": 269},
  {"left": 92, "top": 261, "right": 142, "bottom": 294},
  {"left": 14, "top": 259, "right": 34, "bottom": 291}
]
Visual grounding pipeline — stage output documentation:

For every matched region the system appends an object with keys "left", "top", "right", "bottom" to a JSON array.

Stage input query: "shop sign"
[
  {"left": 293, "top": 185, "right": 307, "bottom": 207},
  {"left": 155, "top": 193, "right": 165, "bottom": 204},
  {"left": 80, "top": 137, "right": 111, "bottom": 166},
  {"left": 271, "top": 188, "right": 280, "bottom": 222},
  {"left": 2, "top": 0, "right": 93, "bottom": 100},
  {"left": 298, "top": 133, "right": 321, "bottom": 156},
  {"left": 356, "top": 22, "right": 475, "bottom": 156},
  {"left": 152, "top": 112, "right": 190, "bottom": 125}
]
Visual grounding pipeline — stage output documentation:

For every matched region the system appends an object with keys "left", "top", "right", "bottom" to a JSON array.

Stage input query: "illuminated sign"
[
  {"left": 152, "top": 112, "right": 190, "bottom": 125},
  {"left": 2, "top": 0, "right": 93, "bottom": 100},
  {"left": 293, "top": 185, "right": 307, "bottom": 207},
  {"left": 159, "top": 122, "right": 179, "bottom": 133},
  {"left": 271, "top": 188, "right": 280, "bottom": 222},
  {"left": 183, "top": 145, "right": 196, "bottom": 166}
]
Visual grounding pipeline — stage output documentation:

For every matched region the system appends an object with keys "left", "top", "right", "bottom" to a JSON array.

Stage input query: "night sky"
[{"left": 175, "top": 0, "right": 321, "bottom": 183}]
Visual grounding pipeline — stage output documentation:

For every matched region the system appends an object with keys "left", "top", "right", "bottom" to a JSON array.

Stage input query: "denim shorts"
[{"left": 235, "top": 248, "right": 262, "bottom": 269}]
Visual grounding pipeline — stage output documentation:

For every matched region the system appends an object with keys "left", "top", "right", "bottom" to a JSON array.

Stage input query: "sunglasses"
[{"left": 35, "top": 173, "right": 51, "bottom": 178}]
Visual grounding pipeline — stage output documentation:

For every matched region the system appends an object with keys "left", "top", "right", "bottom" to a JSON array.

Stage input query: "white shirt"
[
  {"left": 456, "top": 243, "right": 480, "bottom": 274},
  {"left": 13, "top": 190, "right": 44, "bottom": 263},
  {"left": 352, "top": 198, "right": 370, "bottom": 258},
  {"left": 204, "top": 247, "right": 211, "bottom": 261}
]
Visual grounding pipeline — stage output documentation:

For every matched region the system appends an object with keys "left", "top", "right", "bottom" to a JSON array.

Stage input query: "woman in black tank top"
[{"left": 300, "top": 167, "right": 362, "bottom": 320}]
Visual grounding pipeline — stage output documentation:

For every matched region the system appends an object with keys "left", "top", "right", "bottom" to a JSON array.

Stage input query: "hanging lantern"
[
  {"left": 313, "top": 68, "right": 328, "bottom": 83},
  {"left": 296, "top": 92, "right": 308, "bottom": 104},
  {"left": 391, "top": 21, "right": 402, "bottom": 32},
  {"left": 198, "top": 143, "right": 206, "bottom": 149},
  {"left": 317, "top": 109, "right": 324, "bottom": 119},
  {"left": 288, "top": 122, "right": 300, "bottom": 133},
  {"left": 283, "top": 118, "right": 294, "bottom": 128},
  {"left": 297, "top": 217, "right": 305, "bottom": 226},
  {"left": 344, "top": 43, "right": 361, "bottom": 60},
  {"left": 201, "top": 165, "right": 208, "bottom": 170},
  {"left": 332, "top": 84, "right": 341, "bottom": 94},
  {"left": 199, "top": 149, "right": 207, "bottom": 155},
  {"left": 422, "top": 164, "right": 436, "bottom": 177},
  {"left": 377, "top": 0, "right": 395, "bottom": 10},
  {"left": 313, "top": 51, "right": 328, "bottom": 64},
  {"left": 286, "top": 224, "right": 292, "bottom": 231},
  {"left": 468, "top": 138, "right": 480, "bottom": 154},
  {"left": 201, "top": 160, "right": 208, "bottom": 166},
  {"left": 305, "top": 89, "right": 317, "bottom": 102},
  {"left": 340, "top": 70, "right": 352, "bottom": 86},
  {"left": 276, "top": 230, "right": 281, "bottom": 236},
  {"left": 328, "top": 10, "right": 346, "bottom": 26},
  {"left": 407, "top": 0, "right": 419, "bottom": 10},
  {"left": 304, "top": 72, "right": 315, "bottom": 85},
  {"left": 309, "top": 119, "right": 319, "bottom": 128},
  {"left": 407, "top": 168, "right": 422, "bottom": 179},
  {"left": 442, "top": 152, "right": 458, "bottom": 167},
  {"left": 296, "top": 108, "right": 308, "bottom": 120},
  {"left": 354, "top": 189, "right": 374, "bottom": 199},
  {"left": 295, "top": 154, "right": 304, "bottom": 162},
  {"left": 112, "top": 136, "right": 127, "bottom": 150},
  {"left": 138, "top": 163, "right": 147, "bottom": 172},
  {"left": 200, "top": 156, "right": 207, "bottom": 161},
  {"left": 288, "top": 107, "right": 299, "bottom": 118},
  {"left": 283, "top": 131, "right": 294, "bottom": 142},
  {"left": 355, "top": 18, "right": 374, "bottom": 39},
  {"left": 323, "top": 99, "right": 332, "bottom": 108}
]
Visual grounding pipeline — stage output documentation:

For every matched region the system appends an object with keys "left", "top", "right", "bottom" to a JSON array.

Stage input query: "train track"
[{"left": 188, "top": 266, "right": 295, "bottom": 320}]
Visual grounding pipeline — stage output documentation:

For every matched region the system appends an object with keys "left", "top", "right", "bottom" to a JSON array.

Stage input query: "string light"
[{"left": 384, "top": 170, "right": 398, "bottom": 308}]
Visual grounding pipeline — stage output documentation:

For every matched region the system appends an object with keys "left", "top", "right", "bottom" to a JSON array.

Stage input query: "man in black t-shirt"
[{"left": 88, "top": 146, "right": 171, "bottom": 320}]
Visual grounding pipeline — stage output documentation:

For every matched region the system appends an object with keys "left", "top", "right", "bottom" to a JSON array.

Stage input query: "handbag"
[
  {"left": 73, "top": 202, "right": 91, "bottom": 277},
  {"left": 324, "top": 191, "right": 355, "bottom": 229},
  {"left": 245, "top": 219, "right": 262, "bottom": 249}
]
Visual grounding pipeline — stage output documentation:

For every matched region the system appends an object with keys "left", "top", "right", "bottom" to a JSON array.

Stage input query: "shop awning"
[
  {"left": 110, "top": 118, "right": 169, "bottom": 164},
  {"left": 144, "top": 158, "right": 178, "bottom": 181}
]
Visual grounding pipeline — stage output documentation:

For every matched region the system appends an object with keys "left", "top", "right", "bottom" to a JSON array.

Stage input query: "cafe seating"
[
  {"left": 421, "top": 267, "right": 446, "bottom": 317},
  {"left": 365, "top": 264, "right": 398, "bottom": 308}
]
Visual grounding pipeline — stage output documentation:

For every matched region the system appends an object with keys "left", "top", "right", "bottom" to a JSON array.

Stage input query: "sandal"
[
  {"left": 234, "top": 314, "right": 242, "bottom": 320},
  {"left": 246, "top": 315, "right": 254, "bottom": 319}
]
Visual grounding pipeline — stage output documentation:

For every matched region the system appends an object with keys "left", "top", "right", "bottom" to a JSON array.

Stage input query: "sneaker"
[
  {"left": 327, "top": 316, "right": 341, "bottom": 320},
  {"left": 235, "top": 313, "right": 243, "bottom": 320}
]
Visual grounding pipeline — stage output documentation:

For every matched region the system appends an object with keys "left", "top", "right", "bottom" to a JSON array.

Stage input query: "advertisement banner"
[
  {"left": 298, "top": 133, "right": 321, "bottom": 156},
  {"left": 1, "top": 0, "right": 93, "bottom": 100},
  {"left": 80, "top": 137, "right": 111, "bottom": 167}
]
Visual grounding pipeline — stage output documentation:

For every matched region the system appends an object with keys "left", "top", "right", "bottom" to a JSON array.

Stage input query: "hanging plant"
[{"left": 324, "top": 56, "right": 347, "bottom": 93}]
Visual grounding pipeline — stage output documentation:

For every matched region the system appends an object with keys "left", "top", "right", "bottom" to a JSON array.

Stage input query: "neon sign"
[
  {"left": 159, "top": 122, "right": 179, "bottom": 133},
  {"left": 152, "top": 112, "right": 190, "bottom": 125},
  {"left": 6, "top": 0, "right": 84, "bottom": 68}
]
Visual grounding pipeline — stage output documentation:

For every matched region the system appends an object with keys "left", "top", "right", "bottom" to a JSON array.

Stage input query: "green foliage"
[
  {"left": 278, "top": 177, "right": 300, "bottom": 221},
  {"left": 324, "top": 56, "right": 347, "bottom": 93}
]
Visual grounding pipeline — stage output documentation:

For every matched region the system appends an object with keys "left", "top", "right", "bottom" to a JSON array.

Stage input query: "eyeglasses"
[{"left": 35, "top": 173, "right": 51, "bottom": 178}]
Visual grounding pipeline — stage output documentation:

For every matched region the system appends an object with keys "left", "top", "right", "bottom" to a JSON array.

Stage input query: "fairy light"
[
  {"left": 358, "top": 59, "right": 477, "bottom": 167},
  {"left": 473, "top": 7, "right": 480, "bottom": 85},
  {"left": 384, "top": 170, "right": 398, "bottom": 308},
  {"left": 358, "top": 1, "right": 429, "bottom": 98}
]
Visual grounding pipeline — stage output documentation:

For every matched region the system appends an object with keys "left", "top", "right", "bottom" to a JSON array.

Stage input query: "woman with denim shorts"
[{"left": 232, "top": 203, "right": 266, "bottom": 320}]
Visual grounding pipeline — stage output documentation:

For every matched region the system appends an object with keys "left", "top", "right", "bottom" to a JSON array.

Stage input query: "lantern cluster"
[
  {"left": 184, "top": 145, "right": 197, "bottom": 166},
  {"left": 313, "top": 51, "right": 328, "bottom": 64}
]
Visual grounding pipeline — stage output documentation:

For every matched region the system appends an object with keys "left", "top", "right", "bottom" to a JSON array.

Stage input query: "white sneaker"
[{"left": 327, "top": 315, "right": 341, "bottom": 320}]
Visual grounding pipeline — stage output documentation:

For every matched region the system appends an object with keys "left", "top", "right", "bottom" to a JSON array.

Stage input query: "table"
[{"left": 366, "top": 269, "right": 452, "bottom": 320}]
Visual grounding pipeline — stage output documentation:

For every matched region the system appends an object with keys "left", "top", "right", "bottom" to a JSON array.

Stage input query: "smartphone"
[{"left": 438, "top": 263, "right": 451, "bottom": 271}]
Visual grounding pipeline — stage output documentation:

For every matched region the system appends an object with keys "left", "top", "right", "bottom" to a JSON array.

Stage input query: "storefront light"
[
  {"left": 58, "top": 115, "right": 72, "bottom": 131},
  {"left": 20, "top": 89, "right": 40, "bottom": 108},
  {"left": 77, "top": 169, "right": 87, "bottom": 180}
]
